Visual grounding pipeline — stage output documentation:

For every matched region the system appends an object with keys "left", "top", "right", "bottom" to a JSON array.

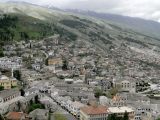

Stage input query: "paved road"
[
  {"left": 50, "top": 106, "right": 77, "bottom": 120},
  {"left": 45, "top": 93, "right": 77, "bottom": 120}
]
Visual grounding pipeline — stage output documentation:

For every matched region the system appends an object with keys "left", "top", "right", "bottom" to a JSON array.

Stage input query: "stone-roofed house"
[
  {"left": 99, "top": 96, "right": 111, "bottom": 106},
  {"left": 25, "top": 88, "right": 39, "bottom": 96},
  {"left": 113, "top": 79, "right": 136, "bottom": 93},
  {"left": 29, "top": 109, "right": 49, "bottom": 120},
  {"left": 69, "top": 101, "right": 86, "bottom": 118},
  {"left": 0, "top": 57, "right": 22, "bottom": 69},
  {"left": 47, "top": 56, "right": 62, "bottom": 66},
  {"left": 0, "top": 89, "right": 24, "bottom": 114},
  {"left": 130, "top": 102, "right": 153, "bottom": 120},
  {"left": 111, "top": 94, "right": 126, "bottom": 107},
  {"left": 40, "top": 96, "right": 58, "bottom": 112},
  {"left": 0, "top": 89, "right": 20, "bottom": 104},
  {"left": 120, "top": 93, "right": 150, "bottom": 105}
]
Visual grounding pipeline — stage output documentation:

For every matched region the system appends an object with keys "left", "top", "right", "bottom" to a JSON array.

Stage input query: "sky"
[{"left": 1, "top": 0, "right": 160, "bottom": 22}]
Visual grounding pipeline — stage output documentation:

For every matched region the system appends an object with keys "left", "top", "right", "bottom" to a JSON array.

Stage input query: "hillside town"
[{"left": 0, "top": 34, "right": 160, "bottom": 120}]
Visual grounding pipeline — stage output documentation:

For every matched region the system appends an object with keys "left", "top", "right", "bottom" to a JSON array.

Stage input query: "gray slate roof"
[{"left": 0, "top": 89, "right": 20, "bottom": 99}]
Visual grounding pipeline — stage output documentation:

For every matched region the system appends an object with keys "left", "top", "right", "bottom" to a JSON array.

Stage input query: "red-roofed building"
[
  {"left": 80, "top": 105, "right": 109, "bottom": 120},
  {"left": 5, "top": 112, "right": 29, "bottom": 120}
]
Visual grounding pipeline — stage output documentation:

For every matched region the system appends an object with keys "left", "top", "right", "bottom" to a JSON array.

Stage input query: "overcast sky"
[{"left": 1, "top": 0, "right": 160, "bottom": 22}]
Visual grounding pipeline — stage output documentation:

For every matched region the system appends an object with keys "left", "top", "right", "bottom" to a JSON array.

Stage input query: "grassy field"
[{"left": 54, "top": 113, "right": 67, "bottom": 120}]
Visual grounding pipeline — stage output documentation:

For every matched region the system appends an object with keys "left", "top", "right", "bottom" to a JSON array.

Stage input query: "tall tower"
[
  {"left": 112, "top": 78, "right": 116, "bottom": 87},
  {"left": 11, "top": 68, "right": 14, "bottom": 77}
]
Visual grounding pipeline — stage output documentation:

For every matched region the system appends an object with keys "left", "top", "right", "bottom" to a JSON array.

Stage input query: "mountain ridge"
[
  {"left": 64, "top": 9, "right": 160, "bottom": 39},
  {"left": 1, "top": 2, "right": 160, "bottom": 51}
]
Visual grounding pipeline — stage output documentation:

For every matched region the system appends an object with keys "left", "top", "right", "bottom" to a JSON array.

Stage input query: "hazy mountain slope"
[
  {"left": 65, "top": 9, "right": 160, "bottom": 39},
  {"left": 1, "top": 2, "right": 160, "bottom": 52},
  {"left": 0, "top": 2, "right": 79, "bottom": 42}
]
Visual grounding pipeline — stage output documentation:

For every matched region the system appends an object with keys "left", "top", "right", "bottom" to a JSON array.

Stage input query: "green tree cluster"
[
  {"left": 0, "top": 48, "right": 4, "bottom": 57},
  {"left": 13, "top": 70, "right": 21, "bottom": 81},
  {"left": 54, "top": 113, "right": 67, "bottom": 120},
  {"left": 62, "top": 59, "right": 68, "bottom": 70},
  {"left": 0, "top": 86, "right": 4, "bottom": 91},
  {"left": 0, "top": 14, "right": 18, "bottom": 41},
  {"left": 94, "top": 87, "right": 104, "bottom": 98},
  {"left": 28, "top": 95, "right": 45, "bottom": 113},
  {"left": 107, "top": 112, "right": 129, "bottom": 120}
]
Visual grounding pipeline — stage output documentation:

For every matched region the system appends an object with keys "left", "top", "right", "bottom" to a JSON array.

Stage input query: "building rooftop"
[
  {"left": 0, "top": 89, "right": 19, "bottom": 98},
  {"left": 108, "top": 106, "right": 134, "bottom": 113},
  {"left": 5, "top": 112, "right": 28, "bottom": 120},
  {"left": 65, "top": 78, "right": 74, "bottom": 82},
  {"left": 81, "top": 105, "right": 108, "bottom": 115},
  {"left": 29, "top": 109, "right": 49, "bottom": 120},
  {"left": 0, "top": 75, "right": 9, "bottom": 80},
  {"left": 72, "top": 101, "right": 85, "bottom": 108}
]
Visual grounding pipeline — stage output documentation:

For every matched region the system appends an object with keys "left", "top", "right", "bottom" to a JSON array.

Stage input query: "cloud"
[
  {"left": 1, "top": 0, "right": 160, "bottom": 22},
  {"left": 62, "top": 0, "right": 160, "bottom": 22},
  {"left": 0, "top": 0, "right": 72, "bottom": 7}
]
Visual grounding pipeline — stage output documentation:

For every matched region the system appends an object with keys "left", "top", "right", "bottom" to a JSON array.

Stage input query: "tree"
[
  {"left": 0, "top": 49, "right": 4, "bottom": 57},
  {"left": 106, "top": 87, "right": 119, "bottom": 98},
  {"left": 62, "top": 59, "right": 68, "bottom": 70},
  {"left": 20, "top": 89, "right": 25, "bottom": 96},
  {"left": 123, "top": 111, "right": 129, "bottom": 120},
  {"left": 0, "top": 86, "right": 4, "bottom": 91},
  {"left": 94, "top": 87, "right": 103, "bottom": 98},
  {"left": 30, "top": 99, "right": 33, "bottom": 105},
  {"left": 107, "top": 114, "right": 118, "bottom": 120},
  {"left": 0, "top": 114, "right": 4, "bottom": 120},
  {"left": 17, "top": 101, "right": 21, "bottom": 112},
  {"left": 20, "top": 32, "right": 29, "bottom": 41},
  {"left": 35, "top": 95, "right": 39, "bottom": 104},
  {"left": 0, "top": 14, "right": 18, "bottom": 43},
  {"left": 45, "top": 58, "right": 48, "bottom": 66},
  {"left": 13, "top": 70, "right": 21, "bottom": 81}
]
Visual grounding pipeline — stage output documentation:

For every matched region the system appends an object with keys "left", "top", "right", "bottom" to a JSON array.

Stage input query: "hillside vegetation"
[
  {"left": 1, "top": 2, "right": 160, "bottom": 55},
  {"left": 0, "top": 13, "right": 78, "bottom": 43}
]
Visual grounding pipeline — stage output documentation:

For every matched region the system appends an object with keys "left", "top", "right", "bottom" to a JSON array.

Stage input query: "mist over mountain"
[{"left": 65, "top": 9, "right": 160, "bottom": 39}]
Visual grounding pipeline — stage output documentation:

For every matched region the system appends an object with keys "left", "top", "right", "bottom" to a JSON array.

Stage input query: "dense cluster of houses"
[
  {"left": 0, "top": 57, "right": 22, "bottom": 69},
  {"left": 1, "top": 35, "right": 160, "bottom": 120}
]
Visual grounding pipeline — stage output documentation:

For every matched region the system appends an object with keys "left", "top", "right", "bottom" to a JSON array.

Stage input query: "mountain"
[
  {"left": 1, "top": 2, "right": 160, "bottom": 84},
  {"left": 65, "top": 9, "right": 160, "bottom": 39},
  {"left": 0, "top": 2, "right": 79, "bottom": 42},
  {"left": 1, "top": 2, "right": 160, "bottom": 51}
]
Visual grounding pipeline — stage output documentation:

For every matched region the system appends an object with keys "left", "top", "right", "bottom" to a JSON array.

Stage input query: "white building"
[
  {"left": 114, "top": 80, "right": 136, "bottom": 93},
  {"left": 0, "top": 89, "right": 24, "bottom": 114},
  {"left": 70, "top": 101, "right": 86, "bottom": 118},
  {"left": 108, "top": 106, "right": 135, "bottom": 120}
]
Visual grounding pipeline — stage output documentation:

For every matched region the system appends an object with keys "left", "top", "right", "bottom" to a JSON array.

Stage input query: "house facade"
[
  {"left": 108, "top": 106, "right": 135, "bottom": 120},
  {"left": 0, "top": 89, "right": 23, "bottom": 114},
  {"left": 114, "top": 80, "right": 136, "bottom": 93},
  {"left": 48, "top": 57, "right": 62, "bottom": 66},
  {"left": 0, "top": 75, "right": 17, "bottom": 89}
]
